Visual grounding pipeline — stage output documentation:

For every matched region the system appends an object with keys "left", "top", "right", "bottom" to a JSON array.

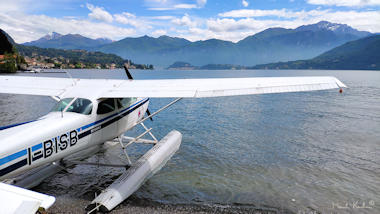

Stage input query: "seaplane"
[{"left": 0, "top": 66, "right": 346, "bottom": 213}]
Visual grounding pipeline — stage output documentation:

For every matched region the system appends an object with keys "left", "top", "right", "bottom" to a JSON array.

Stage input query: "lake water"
[{"left": 0, "top": 69, "right": 379, "bottom": 213}]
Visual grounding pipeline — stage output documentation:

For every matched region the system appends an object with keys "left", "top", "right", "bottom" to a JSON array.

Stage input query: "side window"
[
  {"left": 116, "top": 98, "right": 137, "bottom": 109},
  {"left": 97, "top": 98, "right": 116, "bottom": 114}
]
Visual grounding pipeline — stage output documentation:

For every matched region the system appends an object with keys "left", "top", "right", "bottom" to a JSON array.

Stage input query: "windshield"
[
  {"left": 51, "top": 98, "right": 93, "bottom": 115},
  {"left": 51, "top": 98, "right": 73, "bottom": 112}
]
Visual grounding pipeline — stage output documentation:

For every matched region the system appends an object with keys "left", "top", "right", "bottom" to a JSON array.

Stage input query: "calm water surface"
[{"left": 0, "top": 69, "right": 379, "bottom": 213}]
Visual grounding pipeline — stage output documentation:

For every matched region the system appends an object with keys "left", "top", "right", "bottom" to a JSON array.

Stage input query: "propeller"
[
  {"left": 123, "top": 64, "right": 133, "bottom": 80},
  {"left": 123, "top": 64, "right": 153, "bottom": 121}
]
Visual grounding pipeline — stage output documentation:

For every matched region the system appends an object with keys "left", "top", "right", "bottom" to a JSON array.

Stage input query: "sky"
[{"left": 0, "top": 0, "right": 379, "bottom": 43}]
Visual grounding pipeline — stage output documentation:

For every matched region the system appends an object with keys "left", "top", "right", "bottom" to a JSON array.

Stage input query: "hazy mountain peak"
[
  {"left": 157, "top": 35, "right": 191, "bottom": 43},
  {"left": 158, "top": 35, "right": 170, "bottom": 39},
  {"left": 42, "top": 32, "right": 63, "bottom": 40},
  {"left": 297, "top": 21, "right": 343, "bottom": 31},
  {"left": 96, "top": 38, "right": 113, "bottom": 43},
  {"left": 296, "top": 21, "right": 370, "bottom": 37},
  {"left": 23, "top": 32, "right": 112, "bottom": 49},
  {"left": 69, "top": 33, "right": 82, "bottom": 37},
  {"left": 51, "top": 32, "right": 62, "bottom": 38}
]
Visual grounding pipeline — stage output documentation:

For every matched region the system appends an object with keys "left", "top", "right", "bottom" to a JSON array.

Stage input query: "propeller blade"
[
  {"left": 124, "top": 63, "right": 153, "bottom": 121},
  {"left": 146, "top": 109, "right": 153, "bottom": 121},
  {"left": 123, "top": 64, "right": 133, "bottom": 80}
]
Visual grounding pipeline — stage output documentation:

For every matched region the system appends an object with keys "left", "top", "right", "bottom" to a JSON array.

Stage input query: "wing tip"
[{"left": 333, "top": 77, "right": 347, "bottom": 88}]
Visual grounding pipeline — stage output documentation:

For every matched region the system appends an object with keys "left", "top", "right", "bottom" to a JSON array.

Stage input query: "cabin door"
[
  {"left": 93, "top": 98, "right": 118, "bottom": 143},
  {"left": 116, "top": 98, "right": 137, "bottom": 135}
]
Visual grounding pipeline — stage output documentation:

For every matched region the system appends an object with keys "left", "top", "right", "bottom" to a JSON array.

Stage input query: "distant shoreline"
[{"left": 166, "top": 61, "right": 380, "bottom": 71}]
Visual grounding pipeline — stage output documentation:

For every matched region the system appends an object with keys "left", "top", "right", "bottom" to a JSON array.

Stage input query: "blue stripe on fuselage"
[
  {"left": 31, "top": 143, "right": 42, "bottom": 152},
  {"left": 0, "top": 98, "right": 148, "bottom": 174},
  {"left": 0, "top": 120, "right": 38, "bottom": 131},
  {"left": 0, "top": 149, "right": 27, "bottom": 166},
  {"left": 78, "top": 98, "right": 148, "bottom": 132}
]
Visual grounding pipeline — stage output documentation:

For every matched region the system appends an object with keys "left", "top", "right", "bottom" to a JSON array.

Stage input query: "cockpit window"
[
  {"left": 97, "top": 98, "right": 116, "bottom": 114},
  {"left": 51, "top": 98, "right": 93, "bottom": 115}
]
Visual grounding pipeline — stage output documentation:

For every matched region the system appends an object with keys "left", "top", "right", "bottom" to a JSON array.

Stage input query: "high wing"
[
  {"left": 0, "top": 182, "right": 55, "bottom": 214},
  {"left": 0, "top": 76, "right": 346, "bottom": 99}
]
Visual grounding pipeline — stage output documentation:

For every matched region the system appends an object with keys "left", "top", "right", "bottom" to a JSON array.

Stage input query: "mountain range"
[
  {"left": 22, "top": 21, "right": 372, "bottom": 67},
  {"left": 96, "top": 21, "right": 371, "bottom": 67},
  {"left": 253, "top": 35, "right": 380, "bottom": 70},
  {"left": 23, "top": 32, "right": 113, "bottom": 50}
]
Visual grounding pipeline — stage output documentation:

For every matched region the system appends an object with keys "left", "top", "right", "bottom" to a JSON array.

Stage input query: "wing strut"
[{"left": 138, "top": 98, "right": 182, "bottom": 125}]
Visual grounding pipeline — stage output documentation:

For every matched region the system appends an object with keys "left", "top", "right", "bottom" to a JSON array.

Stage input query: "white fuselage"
[{"left": 0, "top": 97, "right": 149, "bottom": 179}]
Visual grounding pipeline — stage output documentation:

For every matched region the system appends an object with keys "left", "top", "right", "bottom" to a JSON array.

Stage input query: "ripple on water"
[{"left": 1, "top": 69, "right": 379, "bottom": 213}]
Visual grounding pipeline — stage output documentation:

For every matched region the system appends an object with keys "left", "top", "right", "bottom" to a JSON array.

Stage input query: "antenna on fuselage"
[{"left": 123, "top": 63, "right": 153, "bottom": 121}]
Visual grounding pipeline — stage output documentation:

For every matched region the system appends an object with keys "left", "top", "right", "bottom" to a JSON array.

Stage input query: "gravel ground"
[{"left": 46, "top": 195, "right": 284, "bottom": 214}]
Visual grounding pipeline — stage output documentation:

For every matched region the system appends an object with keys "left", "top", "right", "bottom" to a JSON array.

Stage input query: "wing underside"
[
  {"left": 0, "top": 182, "right": 55, "bottom": 214},
  {"left": 0, "top": 76, "right": 346, "bottom": 98}
]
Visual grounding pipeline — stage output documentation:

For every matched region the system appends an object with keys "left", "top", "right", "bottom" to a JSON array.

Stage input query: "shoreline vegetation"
[
  {"left": 16, "top": 45, "right": 154, "bottom": 70},
  {"left": 0, "top": 29, "right": 24, "bottom": 73},
  {"left": 167, "top": 61, "right": 250, "bottom": 70}
]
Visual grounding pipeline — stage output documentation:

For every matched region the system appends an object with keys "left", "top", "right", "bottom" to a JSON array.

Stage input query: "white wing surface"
[
  {"left": 0, "top": 76, "right": 76, "bottom": 97},
  {"left": 0, "top": 182, "right": 55, "bottom": 214},
  {"left": 0, "top": 76, "right": 346, "bottom": 98}
]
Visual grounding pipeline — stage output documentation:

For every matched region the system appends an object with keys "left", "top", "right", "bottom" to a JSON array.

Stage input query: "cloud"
[
  {"left": 242, "top": 0, "right": 249, "bottom": 7},
  {"left": 218, "top": 9, "right": 309, "bottom": 18},
  {"left": 0, "top": 13, "right": 135, "bottom": 43},
  {"left": 114, "top": 12, "right": 138, "bottom": 26},
  {"left": 86, "top": 4, "right": 113, "bottom": 23},
  {"left": 307, "top": 0, "right": 380, "bottom": 7},
  {"left": 0, "top": 0, "right": 27, "bottom": 12},
  {"left": 152, "top": 29, "right": 167, "bottom": 37},
  {"left": 0, "top": 0, "right": 66, "bottom": 13},
  {"left": 150, "top": 16, "right": 176, "bottom": 20},
  {"left": 174, "top": 4, "right": 198, "bottom": 9},
  {"left": 114, "top": 12, "right": 153, "bottom": 30},
  {"left": 171, "top": 14, "right": 197, "bottom": 27},
  {"left": 147, "top": 7, "right": 174, "bottom": 10},
  {"left": 171, "top": 14, "right": 198, "bottom": 27},
  {"left": 207, "top": 18, "right": 257, "bottom": 32},
  {"left": 148, "top": 0, "right": 207, "bottom": 10}
]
